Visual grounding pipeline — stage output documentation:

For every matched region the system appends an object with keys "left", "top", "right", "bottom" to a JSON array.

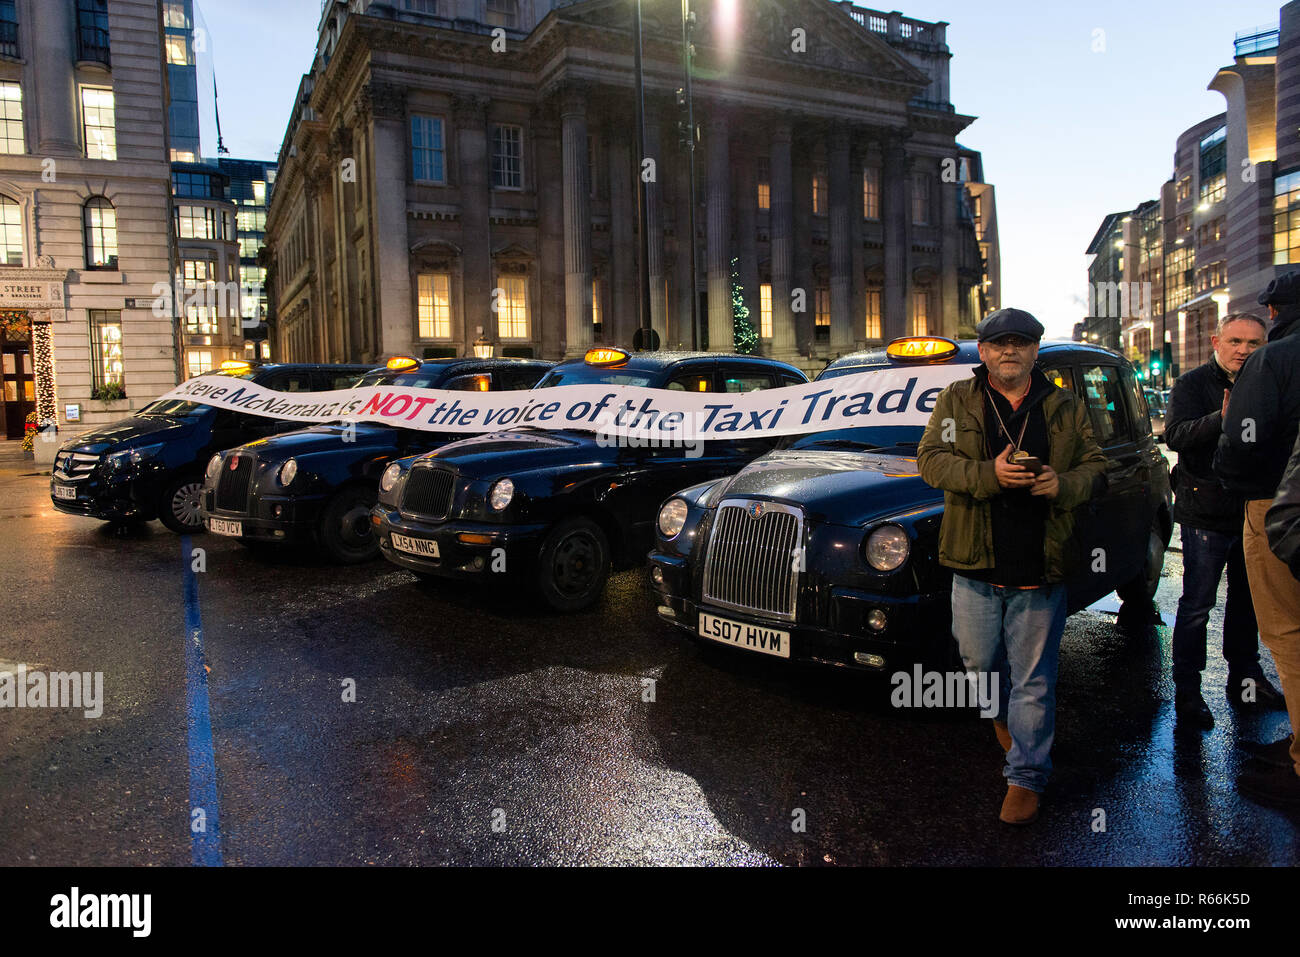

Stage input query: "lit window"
[
  {"left": 812, "top": 167, "right": 828, "bottom": 217},
  {"left": 863, "top": 167, "right": 879, "bottom": 220},
  {"left": 81, "top": 87, "right": 116, "bottom": 160},
  {"left": 0, "top": 194, "right": 21, "bottom": 264},
  {"left": 815, "top": 287, "right": 830, "bottom": 340},
  {"left": 865, "top": 288, "right": 882, "bottom": 340},
  {"left": 1275, "top": 169, "right": 1300, "bottom": 265},
  {"left": 496, "top": 274, "right": 528, "bottom": 339},
  {"left": 187, "top": 350, "right": 213, "bottom": 379},
  {"left": 757, "top": 157, "right": 770, "bottom": 211},
  {"left": 911, "top": 172, "right": 929, "bottom": 225},
  {"left": 418, "top": 272, "right": 451, "bottom": 338},
  {"left": 175, "top": 205, "right": 220, "bottom": 239},
  {"left": 252, "top": 180, "right": 266, "bottom": 204},
  {"left": 170, "top": 149, "right": 197, "bottom": 163},
  {"left": 90, "top": 311, "right": 123, "bottom": 389},
  {"left": 0, "top": 82, "right": 22, "bottom": 154},
  {"left": 492, "top": 124, "right": 523, "bottom": 190},
  {"left": 485, "top": 0, "right": 518, "bottom": 29},
  {"left": 911, "top": 288, "right": 929, "bottom": 336},
  {"left": 162, "top": 2, "right": 188, "bottom": 29},
  {"left": 83, "top": 197, "right": 117, "bottom": 269},
  {"left": 411, "top": 115, "right": 445, "bottom": 183},
  {"left": 165, "top": 33, "right": 191, "bottom": 65},
  {"left": 760, "top": 283, "right": 773, "bottom": 338}
]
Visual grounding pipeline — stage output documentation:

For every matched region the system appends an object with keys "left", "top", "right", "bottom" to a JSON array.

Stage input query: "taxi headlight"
[
  {"left": 205, "top": 454, "right": 222, "bottom": 482},
  {"left": 278, "top": 458, "right": 298, "bottom": 487},
  {"left": 380, "top": 463, "right": 402, "bottom": 493},
  {"left": 658, "top": 498, "right": 689, "bottom": 539},
  {"left": 864, "top": 524, "right": 910, "bottom": 572},
  {"left": 489, "top": 478, "right": 515, "bottom": 511}
]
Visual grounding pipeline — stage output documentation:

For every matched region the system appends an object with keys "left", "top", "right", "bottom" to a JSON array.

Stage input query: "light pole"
[
  {"left": 679, "top": 0, "right": 700, "bottom": 351},
  {"left": 633, "top": 0, "right": 654, "bottom": 350}
]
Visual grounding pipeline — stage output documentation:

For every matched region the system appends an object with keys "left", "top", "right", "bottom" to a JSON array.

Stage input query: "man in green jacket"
[{"left": 917, "top": 308, "right": 1108, "bottom": 825}]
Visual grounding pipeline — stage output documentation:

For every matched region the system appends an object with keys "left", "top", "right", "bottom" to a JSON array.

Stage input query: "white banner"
[{"left": 160, "top": 365, "right": 972, "bottom": 440}]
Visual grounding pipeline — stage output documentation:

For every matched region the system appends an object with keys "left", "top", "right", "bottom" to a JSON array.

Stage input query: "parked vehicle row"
[{"left": 49, "top": 339, "right": 1172, "bottom": 672}]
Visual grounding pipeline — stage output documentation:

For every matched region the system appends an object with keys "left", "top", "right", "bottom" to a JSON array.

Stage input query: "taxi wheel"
[
  {"left": 1116, "top": 525, "right": 1165, "bottom": 605},
  {"left": 536, "top": 518, "right": 610, "bottom": 613},
  {"left": 158, "top": 474, "right": 206, "bottom": 534},
  {"left": 319, "top": 487, "right": 379, "bottom": 564}
]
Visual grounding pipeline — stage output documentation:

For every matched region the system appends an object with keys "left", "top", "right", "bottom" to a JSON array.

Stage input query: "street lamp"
[{"left": 473, "top": 326, "right": 493, "bottom": 359}]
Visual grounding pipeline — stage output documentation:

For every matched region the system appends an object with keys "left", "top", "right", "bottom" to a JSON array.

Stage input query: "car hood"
[
  {"left": 239, "top": 421, "right": 401, "bottom": 461},
  {"left": 713, "top": 449, "right": 941, "bottom": 526},
  {"left": 61, "top": 415, "right": 199, "bottom": 454},
  {"left": 422, "top": 429, "right": 606, "bottom": 475}
]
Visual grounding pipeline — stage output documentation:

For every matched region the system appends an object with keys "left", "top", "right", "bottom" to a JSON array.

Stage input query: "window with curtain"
[
  {"left": 496, "top": 274, "right": 528, "bottom": 339},
  {"left": 83, "top": 197, "right": 117, "bottom": 269},
  {"left": 0, "top": 194, "right": 21, "bottom": 265},
  {"left": 418, "top": 273, "right": 452, "bottom": 338}
]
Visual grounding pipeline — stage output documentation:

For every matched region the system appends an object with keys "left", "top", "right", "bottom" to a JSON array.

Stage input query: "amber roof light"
[
  {"left": 386, "top": 356, "right": 420, "bottom": 372},
  {"left": 886, "top": 337, "right": 959, "bottom": 362},
  {"left": 584, "top": 347, "right": 630, "bottom": 367}
]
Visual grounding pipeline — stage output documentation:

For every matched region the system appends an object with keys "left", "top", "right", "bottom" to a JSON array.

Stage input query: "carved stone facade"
[{"left": 267, "top": 0, "right": 994, "bottom": 372}]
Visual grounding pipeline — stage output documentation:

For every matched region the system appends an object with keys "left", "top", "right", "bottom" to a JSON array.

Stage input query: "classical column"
[
  {"left": 769, "top": 124, "right": 797, "bottom": 358},
  {"left": 361, "top": 81, "right": 413, "bottom": 359},
  {"left": 33, "top": 0, "right": 78, "bottom": 154},
  {"left": 455, "top": 94, "right": 492, "bottom": 354},
  {"left": 939, "top": 165, "right": 960, "bottom": 339},
  {"left": 644, "top": 106, "right": 667, "bottom": 345},
  {"left": 672, "top": 144, "right": 693, "bottom": 348},
  {"left": 882, "top": 132, "right": 910, "bottom": 342},
  {"left": 534, "top": 117, "right": 566, "bottom": 359},
  {"left": 850, "top": 134, "right": 867, "bottom": 349},
  {"left": 705, "top": 114, "right": 733, "bottom": 352},
  {"left": 607, "top": 121, "right": 637, "bottom": 347},
  {"left": 792, "top": 134, "right": 813, "bottom": 352},
  {"left": 561, "top": 85, "right": 593, "bottom": 357},
  {"left": 828, "top": 126, "right": 854, "bottom": 354},
  {"left": 734, "top": 135, "right": 760, "bottom": 350}
]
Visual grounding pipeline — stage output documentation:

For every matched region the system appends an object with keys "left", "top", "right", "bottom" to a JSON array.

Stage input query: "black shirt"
[{"left": 960, "top": 365, "right": 1054, "bottom": 587}]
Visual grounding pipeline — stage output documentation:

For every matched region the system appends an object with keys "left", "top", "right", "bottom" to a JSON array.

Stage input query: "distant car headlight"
[
  {"left": 658, "top": 498, "right": 689, "bottom": 539},
  {"left": 380, "top": 463, "right": 403, "bottom": 494},
  {"left": 278, "top": 458, "right": 298, "bottom": 487},
  {"left": 205, "top": 454, "right": 222, "bottom": 482},
  {"left": 864, "top": 524, "right": 910, "bottom": 572},
  {"left": 489, "top": 478, "right": 515, "bottom": 511}
]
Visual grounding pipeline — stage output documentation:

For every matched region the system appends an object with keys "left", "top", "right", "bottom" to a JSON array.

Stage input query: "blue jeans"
[
  {"left": 951, "top": 575, "right": 1068, "bottom": 793},
  {"left": 1171, "top": 526, "right": 1259, "bottom": 692}
]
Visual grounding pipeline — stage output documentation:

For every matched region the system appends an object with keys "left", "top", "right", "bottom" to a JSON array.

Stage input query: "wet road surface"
[{"left": 1, "top": 453, "right": 1296, "bottom": 866}]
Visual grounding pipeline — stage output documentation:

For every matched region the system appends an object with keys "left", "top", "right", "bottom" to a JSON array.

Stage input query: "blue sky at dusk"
[{"left": 198, "top": 0, "right": 1288, "bottom": 338}]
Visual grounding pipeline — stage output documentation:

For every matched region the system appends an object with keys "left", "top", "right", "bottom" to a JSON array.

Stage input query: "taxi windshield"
[
  {"left": 781, "top": 426, "right": 922, "bottom": 452},
  {"left": 137, "top": 399, "right": 212, "bottom": 419},
  {"left": 535, "top": 366, "right": 656, "bottom": 389}
]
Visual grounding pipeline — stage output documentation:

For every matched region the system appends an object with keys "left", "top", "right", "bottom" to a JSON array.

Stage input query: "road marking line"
[{"left": 181, "top": 534, "right": 223, "bottom": 867}]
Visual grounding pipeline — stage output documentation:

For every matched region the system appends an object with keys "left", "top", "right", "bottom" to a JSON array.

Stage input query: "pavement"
[{"left": 0, "top": 442, "right": 1296, "bottom": 866}]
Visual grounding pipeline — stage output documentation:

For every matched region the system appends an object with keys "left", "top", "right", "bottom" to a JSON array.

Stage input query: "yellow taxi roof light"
[
  {"left": 473, "top": 375, "right": 490, "bottom": 392},
  {"left": 219, "top": 360, "right": 252, "bottom": 371},
  {"left": 585, "top": 347, "right": 630, "bottom": 367},
  {"left": 886, "top": 337, "right": 959, "bottom": 361},
  {"left": 386, "top": 355, "right": 420, "bottom": 371}
]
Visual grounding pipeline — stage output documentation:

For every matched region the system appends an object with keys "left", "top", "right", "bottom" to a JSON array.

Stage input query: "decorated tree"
[{"left": 731, "top": 257, "right": 758, "bottom": 354}]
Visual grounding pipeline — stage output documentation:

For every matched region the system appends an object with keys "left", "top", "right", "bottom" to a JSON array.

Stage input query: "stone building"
[
  {"left": 0, "top": 0, "right": 174, "bottom": 450},
  {"left": 266, "top": 0, "right": 993, "bottom": 372}
]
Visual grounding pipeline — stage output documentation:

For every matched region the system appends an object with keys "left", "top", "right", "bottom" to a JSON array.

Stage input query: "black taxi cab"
[
  {"left": 199, "top": 356, "right": 552, "bottom": 563},
  {"left": 50, "top": 361, "right": 374, "bottom": 534},
  {"left": 372, "top": 347, "right": 809, "bottom": 611},
  {"left": 648, "top": 337, "right": 1172, "bottom": 670}
]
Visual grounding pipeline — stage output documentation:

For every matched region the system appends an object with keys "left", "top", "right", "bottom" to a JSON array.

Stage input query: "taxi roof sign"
[
  {"left": 386, "top": 355, "right": 420, "bottom": 372},
  {"left": 584, "top": 347, "right": 629, "bottom": 367},
  {"left": 886, "top": 337, "right": 959, "bottom": 362},
  {"left": 219, "top": 360, "right": 252, "bottom": 372}
]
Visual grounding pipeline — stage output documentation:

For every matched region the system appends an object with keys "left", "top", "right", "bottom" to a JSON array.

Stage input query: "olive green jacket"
[{"left": 916, "top": 372, "right": 1109, "bottom": 582}]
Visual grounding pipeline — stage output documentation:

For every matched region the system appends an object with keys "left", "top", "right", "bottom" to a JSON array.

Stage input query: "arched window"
[
  {"left": 0, "top": 194, "right": 21, "bottom": 265},
  {"left": 83, "top": 196, "right": 117, "bottom": 269}
]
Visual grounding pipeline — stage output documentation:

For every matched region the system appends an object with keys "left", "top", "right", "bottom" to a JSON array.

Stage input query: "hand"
[
  {"left": 994, "top": 443, "right": 1036, "bottom": 489},
  {"left": 1030, "top": 465, "right": 1059, "bottom": 499},
  {"left": 1221, "top": 388, "right": 1230, "bottom": 419}
]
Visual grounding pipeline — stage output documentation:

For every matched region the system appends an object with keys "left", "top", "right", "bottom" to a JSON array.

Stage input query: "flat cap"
[
  {"left": 976, "top": 307, "right": 1045, "bottom": 343},
  {"left": 1258, "top": 272, "right": 1300, "bottom": 306}
]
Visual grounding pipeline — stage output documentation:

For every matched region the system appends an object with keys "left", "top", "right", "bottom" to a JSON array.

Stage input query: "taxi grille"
[
  {"left": 401, "top": 466, "right": 455, "bottom": 521},
  {"left": 701, "top": 500, "right": 803, "bottom": 622},
  {"left": 53, "top": 451, "right": 99, "bottom": 482},
  {"left": 215, "top": 455, "right": 254, "bottom": 512}
]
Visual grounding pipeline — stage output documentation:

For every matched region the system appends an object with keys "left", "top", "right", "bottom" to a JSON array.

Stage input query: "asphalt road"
[{"left": 1, "top": 451, "right": 1296, "bottom": 866}]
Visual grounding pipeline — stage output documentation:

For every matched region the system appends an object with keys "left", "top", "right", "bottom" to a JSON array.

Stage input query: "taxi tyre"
[
  {"left": 536, "top": 517, "right": 610, "bottom": 612},
  {"left": 318, "top": 486, "right": 380, "bottom": 564},
  {"left": 158, "top": 472, "right": 206, "bottom": 535},
  {"left": 1115, "top": 523, "right": 1165, "bottom": 606}
]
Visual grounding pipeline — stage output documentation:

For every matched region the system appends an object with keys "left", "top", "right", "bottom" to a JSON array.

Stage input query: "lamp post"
[
  {"left": 473, "top": 327, "right": 493, "bottom": 359},
  {"left": 679, "top": 0, "right": 700, "bottom": 351},
  {"left": 632, "top": 0, "right": 654, "bottom": 351}
]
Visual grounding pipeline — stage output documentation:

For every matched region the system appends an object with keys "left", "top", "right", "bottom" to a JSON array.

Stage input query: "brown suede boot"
[
  {"left": 994, "top": 720, "right": 1011, "bottom": 752},
  {"left": 999, "top": 785, "right": 1040, "bottom": 825}
]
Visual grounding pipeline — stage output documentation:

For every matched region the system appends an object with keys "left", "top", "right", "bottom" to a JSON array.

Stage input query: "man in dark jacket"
[
  {"left": 1214, "top": 272, "right": 1300, "bottom": 806},
  {"left": 1167, "top": 313, "right": 1281, "bottom": 729}
]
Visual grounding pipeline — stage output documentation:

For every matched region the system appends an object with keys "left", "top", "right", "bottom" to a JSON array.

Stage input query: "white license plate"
[
  {"left": 698, "top": 612, "right": 791, "bottom": 659},
  {"left": 392, "top": 533, "right": 440, "bottom": 558},
  {"left": 52, "top": 484, "right": 77, "bottom": 501},
  {"left": 208, "top": 518, "right": 243, "bottom": 537}
]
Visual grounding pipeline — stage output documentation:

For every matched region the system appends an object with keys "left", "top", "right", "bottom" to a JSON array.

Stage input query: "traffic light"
[{"left": 1150, "top": 350, "right": 1161, "bottom": 376}]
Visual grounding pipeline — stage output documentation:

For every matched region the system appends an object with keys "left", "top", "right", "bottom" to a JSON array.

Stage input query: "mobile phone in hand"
[{"left": 1011, "top": 453, "right": 1043, "bottom": 475}]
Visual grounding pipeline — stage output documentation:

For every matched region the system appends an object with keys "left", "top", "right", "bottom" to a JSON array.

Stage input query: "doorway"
[{"left": 3, "top": 339, "right": 35, "bottom": 439}]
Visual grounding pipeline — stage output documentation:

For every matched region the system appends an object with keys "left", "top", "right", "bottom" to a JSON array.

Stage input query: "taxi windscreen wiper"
[{"left": 802, "top": 439, "right": 881, "bottom": 451}]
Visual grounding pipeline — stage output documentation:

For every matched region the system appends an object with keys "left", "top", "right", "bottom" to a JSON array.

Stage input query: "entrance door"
[{"left": 2, "top": 340, "right": 35, "bottom": 439}]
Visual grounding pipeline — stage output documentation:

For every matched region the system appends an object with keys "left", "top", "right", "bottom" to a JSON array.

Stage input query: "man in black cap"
[
  {"left": 1166, "top": 312, "right": 1282, "bottom": 730},
  {"left": 919, "top": 308, "right": 1108, "bottom": 824},
  {"left": 1214, "top": 271, "right": 1300, "bottom": 806}
]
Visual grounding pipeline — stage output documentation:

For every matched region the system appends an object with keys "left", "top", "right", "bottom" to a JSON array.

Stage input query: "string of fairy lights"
[{"left": 1, "top": 310, "right": 57, "bottom": 428}]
